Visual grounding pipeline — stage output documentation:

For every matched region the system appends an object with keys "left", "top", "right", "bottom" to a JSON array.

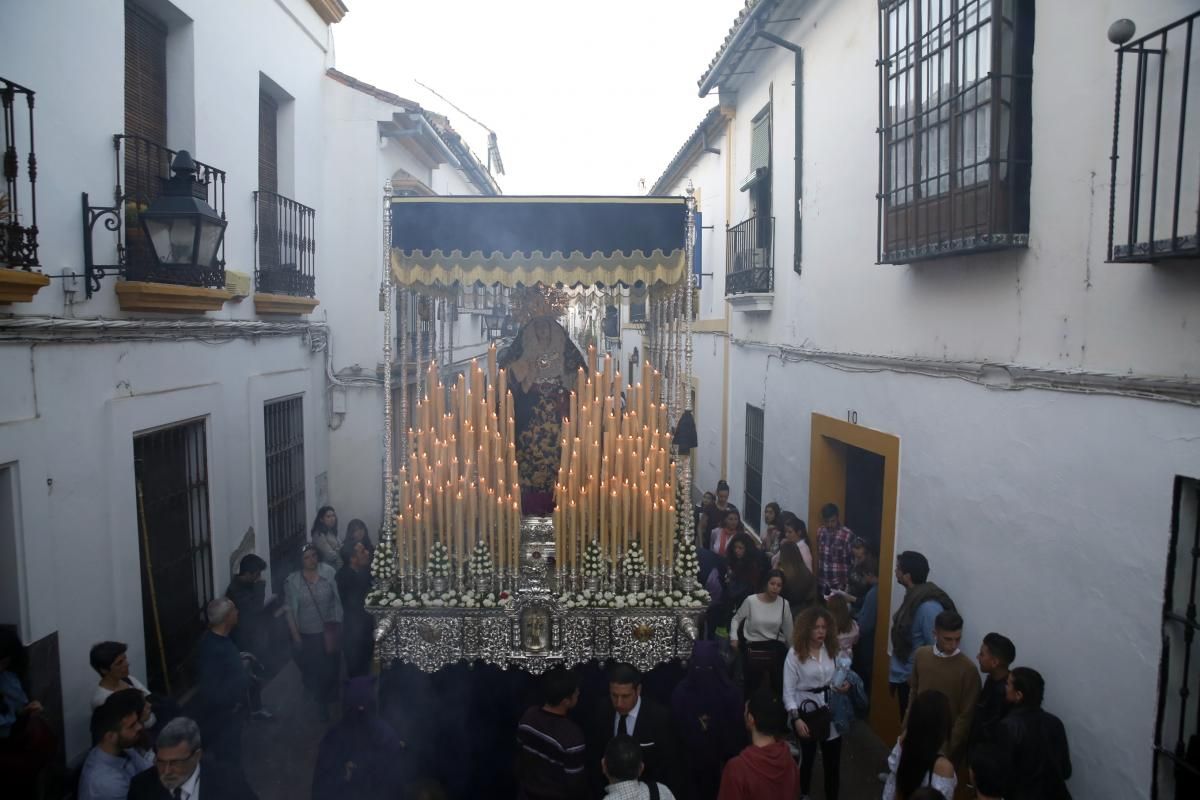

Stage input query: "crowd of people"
[{"left": 0, "top": 488, "right": 1076, "bottom": 800}]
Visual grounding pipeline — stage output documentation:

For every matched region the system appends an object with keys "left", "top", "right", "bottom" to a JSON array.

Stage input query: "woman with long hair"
[
  {"left": 338, "top": 518, "right": 373, "bottom": 566},
  {"left": 311, "top": 506, "right": 343, "bottom": 570},
  {"left": 776, "top": 541, "right": 818, "bottom": 615},
  {"left": 285, "top": 544, "right": 344, "bottom": 720},
  {"left": 730, "top": 569, "right": 793, "bottom": 694},
  {"left": 725, "top": 532, "right": 769, "bottom": 610},
  {"left": 881, "top": 690, "right": 957, "bottom": 800},
  {"left": 772, "top": 513, "right": 813, "bottom": 571},
  {"left": 783, "top": 606, "right": 848, "bottom": 800},
  {"left": 760, "top": 502, "right": 784, "bottom": 557}
]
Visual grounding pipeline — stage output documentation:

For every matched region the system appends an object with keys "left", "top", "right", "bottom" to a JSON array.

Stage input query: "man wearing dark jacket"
[
  {"left": 128, "top": 716, "right": 257, "bottom": 800},
  {"left": 717, "top": 689, "right": 798, "bottom": 800},
  {"left": 194, "top": 597, "right": 250, "bottom": 770},
  {"left": 998, "top": 667, "right": 1072, "bottom": 800},
  {"left": 590, "top": 663, "right": 682, "bottom": 796}
]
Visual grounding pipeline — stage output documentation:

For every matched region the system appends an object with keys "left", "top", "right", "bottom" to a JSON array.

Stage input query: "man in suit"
[
  {"left": 129, "top": 716, "right": 257, "bottom": 800},
  {"left": 590, "top": 663, "right": 681, "bottom": 796}
]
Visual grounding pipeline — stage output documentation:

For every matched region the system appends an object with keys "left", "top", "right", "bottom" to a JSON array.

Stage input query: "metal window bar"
[
  {"left": 1152, "top": 476, "right": 1200, "bottom": 799},
  {"left": 254, "top": 189, "right": 316, "bottom": 296},
  {"left": 133, "top": 419, "right": 213, "bottom": 694},
  {"left": 1, "top": 77, "right": 38, "bottom": 270},
  {"left": 115, "top": 133, "right": 227, "bottom": 286},
  {"left": 265, "top": 397, "right": 306, "bottom": 594},
  {"left": 743, "top": 404, "right": 765, "bottom": 533},
  {"left": 877, "top": 0, "right": 1032, "bottom": 264},
  {"left": 725, "top": 215, "right": 775, "bottom": 295},
  {"left": 1108, "top": 10, "right": 1200, "bottom": 262}
]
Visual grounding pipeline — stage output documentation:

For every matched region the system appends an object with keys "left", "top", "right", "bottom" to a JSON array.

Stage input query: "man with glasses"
[{"left": 128, "top": 716, "right": 257, "bottom": 800}]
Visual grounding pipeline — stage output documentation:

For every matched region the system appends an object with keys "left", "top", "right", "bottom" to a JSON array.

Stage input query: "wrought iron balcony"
[
  {"left": 1, "top": 77, "right": 38, "bottom": 270},
  {"left": 254, "top": 190, "right": 316, "bottom": 297},
  {"left": 82, "top": 134, "right": 228, "bottom": 295},
  {"left": 118, "top": 134, "right": 226, "bottom": 285},
  {"left": 1108, "top": 10, "right": 1200, "bottom": 262},
  {"left": 725, "top": 215, "right": 774, "bottom": 295}
]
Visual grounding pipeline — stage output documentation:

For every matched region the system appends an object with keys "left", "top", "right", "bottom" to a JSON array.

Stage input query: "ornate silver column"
[{"left": 382, "top": 180, "right": 395, "bottom": 525}]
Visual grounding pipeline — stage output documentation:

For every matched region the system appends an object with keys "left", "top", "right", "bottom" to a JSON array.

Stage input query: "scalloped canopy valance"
[{"left": 390, "top": 196, "right": 688, "bottom": 289}]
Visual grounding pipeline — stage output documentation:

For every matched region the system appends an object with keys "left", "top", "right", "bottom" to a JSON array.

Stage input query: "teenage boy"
[
  {"left": 970, "top": 632, "right": 1016, "bottom": 750},
  {"left": 905, "top": 609, "right": 980, "bottom": 764}
]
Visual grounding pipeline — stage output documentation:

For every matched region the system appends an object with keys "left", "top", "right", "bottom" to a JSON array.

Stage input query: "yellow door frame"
[{"left": 807, "top": 412, "right": 901, "bottom": 742}]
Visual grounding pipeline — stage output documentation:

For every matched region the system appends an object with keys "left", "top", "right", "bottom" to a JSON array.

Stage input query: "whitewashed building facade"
[
  {"left": 0, "top": 0, "right": 497, "bottom": 759},
  {"left": 648, "top": 0, "right": 1200, "bottom": 797}
]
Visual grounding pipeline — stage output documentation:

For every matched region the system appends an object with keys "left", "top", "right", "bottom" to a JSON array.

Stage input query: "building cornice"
[{"left": 306, "top": 0, "right": 348, "bottom": 25}]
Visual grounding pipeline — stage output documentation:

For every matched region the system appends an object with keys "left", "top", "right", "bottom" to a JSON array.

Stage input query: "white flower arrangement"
[
  {"left": 371, "top": 519, "right": 398, "bottom": 587},
  {"left": 555, "top": 588, "right": 710, "bottom": 609},
  {"left": 469, "top": 539, "right": 494, "bottom": 585},
  {"left": 622, "top": 541, "right": 647, "bottom": 578},
  {"left": 672, "top": 480, "right": 700, "bottom": 589},
  {"left": 427, "top": 540, "right": 451, "bottom": 578},
  {"left": 582, "top": 539, "right": 606, "bottom": 578},
  {"left": 366, "top": 588, "right": 514, "bottom": 610}
]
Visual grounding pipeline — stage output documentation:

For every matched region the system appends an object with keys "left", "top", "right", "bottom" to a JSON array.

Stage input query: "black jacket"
[
  {"left": 998, "top": 706, "right": 1073, "bottom": 800},
  {"left": 128, "top": 760, "right": 257, "bottom": 800},
  {"left": 588, "top": 695, "right": 681, "bottom": 796}
]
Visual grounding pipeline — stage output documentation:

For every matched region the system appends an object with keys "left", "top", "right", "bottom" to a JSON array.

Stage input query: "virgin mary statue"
[{"left": 497, "top": 316, "right": 587, "bottom": 514}]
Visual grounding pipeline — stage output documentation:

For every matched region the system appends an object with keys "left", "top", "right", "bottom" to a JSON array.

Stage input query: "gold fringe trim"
[{"left": 390, "top": 248, "right": 686, "bottom": 288}]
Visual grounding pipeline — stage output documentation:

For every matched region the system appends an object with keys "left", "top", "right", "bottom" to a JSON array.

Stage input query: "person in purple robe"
[
  {"left": 312, "top": 676, "right": 407, "bottom": 800},
  {"left": 670, "top": 640, "right": 747, "bottom": 800}
]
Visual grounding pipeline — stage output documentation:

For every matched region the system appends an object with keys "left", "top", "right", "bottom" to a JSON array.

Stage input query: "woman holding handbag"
[
  {"left": 784, "top": 606, "right": 849, "bottom": 800},
  {"left": 285, "top": 544, "right": 344, "bottom": 720},
  {"left": 730, "top": 569, "right": 793, "bottom": 694}
]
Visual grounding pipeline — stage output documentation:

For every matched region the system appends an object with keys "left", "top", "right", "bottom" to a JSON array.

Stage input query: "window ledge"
[
  {"left": 115, "top": 281, "right": 235, "bottom": 313},
  {"left": 0, "top": 268, "right": 51, "bottom": 304},
  {"left": 725, "top": 292, "right": 773, "bottom": 313},
  {"left": 254, "top": 293, "right": 320, "bottom": 316}
]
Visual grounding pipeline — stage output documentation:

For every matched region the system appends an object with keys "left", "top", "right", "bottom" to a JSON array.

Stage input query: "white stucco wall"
[
  {"left": 723, "top": 348, "right": 1197, "bottom": 799},
  {"left": 1, "top": 0, "right": 334, "bottom": 756},
  {"left": 683, "top": 0, "right": 1200, "bottom": 797}
]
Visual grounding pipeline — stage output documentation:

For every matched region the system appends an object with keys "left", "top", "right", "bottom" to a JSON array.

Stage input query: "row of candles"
[
  {"left": 394, "top": 353, "right": 522, "bottom": 573},
  {"left": 552, "top": 350, "right": 677, "bottom": 575}
]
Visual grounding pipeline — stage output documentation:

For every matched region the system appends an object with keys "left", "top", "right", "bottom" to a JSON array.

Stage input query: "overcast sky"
[{"left": 331, "top": 0, "right": 745, "bottom": 196}]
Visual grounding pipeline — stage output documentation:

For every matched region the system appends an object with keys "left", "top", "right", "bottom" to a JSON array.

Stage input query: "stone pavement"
[
  {"left": 241, "top": 660, "right": 327, "bottom": 800},
  {"left": 239, "top": 660, "right": 892, "bottom": 800}
]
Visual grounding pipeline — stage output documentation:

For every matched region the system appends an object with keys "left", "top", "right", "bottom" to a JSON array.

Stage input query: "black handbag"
[{"left": 797, "top": 696, "right": 832, "bottom": 741}]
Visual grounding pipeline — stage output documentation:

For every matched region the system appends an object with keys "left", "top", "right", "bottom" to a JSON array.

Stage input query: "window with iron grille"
[
  {"left": 877, "top": 0, "right": 1034, "bottom": 264},
  {"left": 1107, "top": 10, "right": 1200, "bottom": 263},
  {"left": 133, "top": 419, "right": 213, "bottom": 694},
  {"left": 265, "top": 397, "right": 306, "bottom": 594},
  {"left": 744, "top": 404, "right": 764, "bottom": 533},
  {"left": 1153, "top": 475, "right": 1200, "bottom": 799}
]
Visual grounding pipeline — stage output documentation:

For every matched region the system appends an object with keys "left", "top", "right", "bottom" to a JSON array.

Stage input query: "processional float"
[{"left": 368, "top": 190, "right": 704, "bottom": 673}]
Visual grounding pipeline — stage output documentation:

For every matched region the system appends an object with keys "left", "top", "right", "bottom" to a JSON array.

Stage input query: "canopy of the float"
[{"left": 390, "top": 196, "right": 688, "bottom": 289}]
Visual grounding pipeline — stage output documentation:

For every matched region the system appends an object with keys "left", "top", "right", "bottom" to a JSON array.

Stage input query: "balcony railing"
[
  {"left": 725, "top": 215, "right": 774, "bottom": 295},
  {"left": 1108, "top": 10, "right": 1200, "bottom": 262},
  {"left": 1, "top": 77, "right": 38, "bottom": 270},
  {"left": 116, "top": 133, "right": 227, "bottom": 286},
  {"left": 254, "top": 190, "right": 316, "bottom": 297}
]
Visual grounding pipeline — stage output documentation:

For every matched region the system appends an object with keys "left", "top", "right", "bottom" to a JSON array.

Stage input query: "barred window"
[{"left": 877, "top": 0, "right": 1034, "bottom": 264}]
